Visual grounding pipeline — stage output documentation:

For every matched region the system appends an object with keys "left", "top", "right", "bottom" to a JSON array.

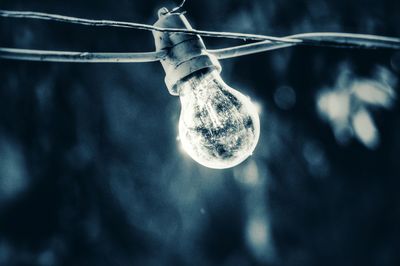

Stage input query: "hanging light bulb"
[{"left": 153, "top": 8, "right": 260, "bottom": 169}]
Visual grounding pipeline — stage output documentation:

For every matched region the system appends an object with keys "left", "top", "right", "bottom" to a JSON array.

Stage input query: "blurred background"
[{"left": 0, "top": 0, "right": 399, "bottom": 265}]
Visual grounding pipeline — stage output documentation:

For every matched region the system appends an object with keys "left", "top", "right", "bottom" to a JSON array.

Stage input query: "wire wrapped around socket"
[{"left": 153, "top": 8, "right": 221, "bottom": 96}]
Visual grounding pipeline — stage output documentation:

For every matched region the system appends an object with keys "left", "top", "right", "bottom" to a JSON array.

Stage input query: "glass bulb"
[{"left": 177, "top": 69, "right": 260, "bottom": 169}]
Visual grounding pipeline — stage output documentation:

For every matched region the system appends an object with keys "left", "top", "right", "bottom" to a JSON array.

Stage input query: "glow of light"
[
  {"left": 176, "top": 134, "right": 187, "bottom": 155},
  {"left": 253, "top": 101, "right": 263, "bottom": 115},
  {"left": 178, "top": 70, "right": 260, "bottom": 169}
]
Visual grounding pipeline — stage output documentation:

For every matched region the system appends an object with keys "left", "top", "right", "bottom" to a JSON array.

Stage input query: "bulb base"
[{"left": 153, "top": 8, "right": 221, "bottom": 96}]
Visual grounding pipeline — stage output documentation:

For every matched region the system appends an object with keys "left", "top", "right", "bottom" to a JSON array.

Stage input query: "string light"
[
  {"left": 153, "top": 8, "right": 260, "bottom": 168},
  {"left": 0, "top": 7, "right": 399, "bottom": 168}
]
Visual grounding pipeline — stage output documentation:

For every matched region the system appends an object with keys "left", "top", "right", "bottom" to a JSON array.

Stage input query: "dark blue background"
[{"left": 0, "top": 0, "right": 399, "bottom": 265}]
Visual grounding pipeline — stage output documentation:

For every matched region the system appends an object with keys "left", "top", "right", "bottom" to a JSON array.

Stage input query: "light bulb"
[
  {"left": 153, "top": 8, "right": 260, "bottom": 169},
  {"left": 178, "top": 69, "right": 260, "bottom": 169}
]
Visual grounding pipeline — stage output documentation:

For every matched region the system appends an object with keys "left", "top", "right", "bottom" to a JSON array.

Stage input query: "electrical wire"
[
  {"left": 0, "top": 47, "right": 166, "bottom": 63},
  {"left": 288, "top": 32, "right": 400, "bottom": 49},
  {"left": 211, "top": 32, "right": 400, "bottom": 59},
  {"left": 0, "top": 10, "right": 298, "bottom": 43},
  {"left": 210, "top": 42, "right": 296, "bottom": 59},
  {"left": 168, "top": 0, "right": 187, "bottom": 14},
  {"left": 0, "top": 10, "right": 399, "bottom": 63}
]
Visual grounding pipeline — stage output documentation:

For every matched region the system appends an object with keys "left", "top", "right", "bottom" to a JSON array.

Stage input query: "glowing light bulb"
[
  {"left": 178, "top": 69, "right": 259, "bottom": 169},
  {"left": 153, "top": 8, "right": 260, "bottom": 169}
]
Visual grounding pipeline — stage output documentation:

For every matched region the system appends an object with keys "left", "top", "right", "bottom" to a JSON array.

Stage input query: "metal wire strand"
[
  {"left": 168, "top": 0, "right": 187, "bottom": 14},
  {"left": 0, "top": 47, "right": 167, "bottom": 63},
  {"left": 1, "top": 32, "right": 399, "bottom": 63},
  {"left": 211, "top": 32, "right": 400, "bottom": 59},
  {"left": 0, "top": 10, "right": 399, "bottom": 63},
  {"left": 0, "top": 10, "right": 298, "bottom": 43}
]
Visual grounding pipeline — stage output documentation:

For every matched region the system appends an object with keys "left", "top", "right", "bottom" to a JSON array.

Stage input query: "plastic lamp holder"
[{"left": 153, "top": 8, "right": 221, "bottom": 96}]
